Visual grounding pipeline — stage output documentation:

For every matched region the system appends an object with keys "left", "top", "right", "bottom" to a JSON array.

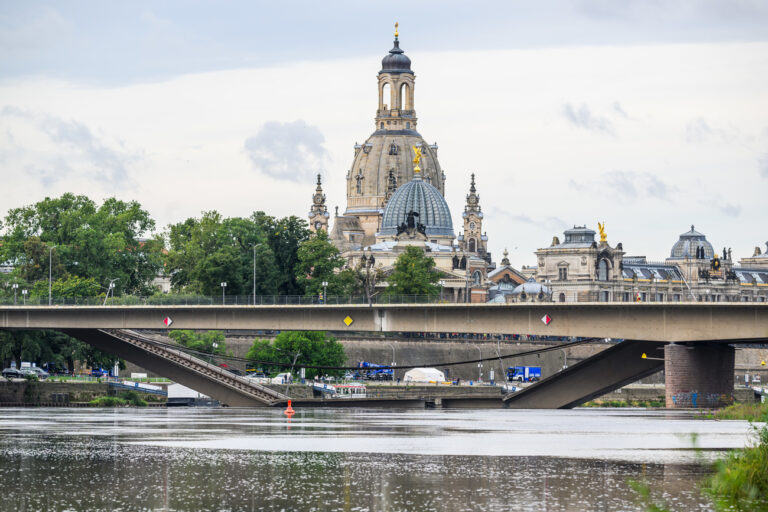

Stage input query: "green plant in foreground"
[
  {"left": 704, "top": 425, "right": 768, "bottom": 512},
  {"left": 628, "top": 479, "right": 671, "bottom": 512}
]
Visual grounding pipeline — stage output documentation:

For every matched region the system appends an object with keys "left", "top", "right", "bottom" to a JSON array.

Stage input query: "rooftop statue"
[
  {"left": 412, "top": 145, "right": 422, "bottom": 172},
  {"left": 597, "top": 222, "right": 607, "bottom": 243}
]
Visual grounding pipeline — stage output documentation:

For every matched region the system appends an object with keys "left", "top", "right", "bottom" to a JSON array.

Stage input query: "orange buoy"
[{"left": 284, "top": 399, "right": 295, "bottom": 417}]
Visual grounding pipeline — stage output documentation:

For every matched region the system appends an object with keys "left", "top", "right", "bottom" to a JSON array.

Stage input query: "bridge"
[
  {"left": 2, "top": 303, "right": 766, "bottom": 341},
  {"left": 2, "top": 303, "right": 766, "bottom": 408}
]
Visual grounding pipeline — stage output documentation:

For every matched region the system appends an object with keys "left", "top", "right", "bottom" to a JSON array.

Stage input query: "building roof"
[
  {"left": 511, "top": 278, "right": 551, "bottom": 296},
  {"left": 379, "top": 174, "right": 454, "bottom": 237},
  {"left": 622, "top": 262, "right": 683, "bottom": 281},
  {"left": 734, "top": 268, "right": 768, "bottom": 284},
  {"left": 380, "top": 38, "right": 413, "bottom": 75},
  {"left": 556, "top": 225, "right": 597, "bottom": 248},
  {"left": 669, "top": 225, "right": 714, "bottom": 259}
]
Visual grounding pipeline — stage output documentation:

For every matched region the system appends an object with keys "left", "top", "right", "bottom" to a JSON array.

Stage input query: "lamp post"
[
  {"left": 475, "top": 345, "right": 482, "bottom": 383},
  {"left": 387, "top": 342, "right": 396, "bottom": 381},
  {"left": 21, "top": 289, "right": 27, "bottom": 305},
  {"left": 48, "top": 245, "right": 55, "bottom": 306},
  {"left": 221, "top": 282, "right": 227, "bottom": 305},
  {"left": 12, "top": 283, "right": 18, "bottom": 305},
  {"left": 252, "top": 243, "right": 262, "bottom": 306},
  {"left": 103, "top": 279, "right": 119, "bottom": 306},
  {"left": 322, "top": 281, "right": 328, "bottom": 304},
  {"left": 438, "top": 280, "right": 445, "bottom": 302}
]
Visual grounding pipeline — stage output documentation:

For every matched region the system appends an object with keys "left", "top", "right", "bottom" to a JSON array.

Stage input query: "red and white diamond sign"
[
  {"left": 163, "top": 316, "right": 173, "bottom": 327},
  {"left": 541, "top": 314, "right": 552, "bottom": 325}
]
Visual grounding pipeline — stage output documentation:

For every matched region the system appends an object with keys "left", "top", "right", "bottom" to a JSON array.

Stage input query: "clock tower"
[
  {"left": 308, "top": 174, "right": 329, "bottom": 233},
  {"left": 459, "top": 173, "right": 487, "bottom": 257}
]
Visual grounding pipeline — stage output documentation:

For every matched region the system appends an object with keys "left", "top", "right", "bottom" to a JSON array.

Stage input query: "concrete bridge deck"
[{"left": 2, "top": 303, "right": 767, "bottom": 342}]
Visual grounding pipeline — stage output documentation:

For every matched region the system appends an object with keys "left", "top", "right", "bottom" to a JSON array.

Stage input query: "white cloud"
[
  {"left": 244, "top": 120, "right": 328, "bottom": 182},
  {"left": 561, "top": 102, "right": 615, "bottom": 135}
]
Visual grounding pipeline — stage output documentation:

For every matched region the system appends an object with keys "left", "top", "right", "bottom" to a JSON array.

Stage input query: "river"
[{"left": 0, "top": 407, "right": 757, "bottom": 511}]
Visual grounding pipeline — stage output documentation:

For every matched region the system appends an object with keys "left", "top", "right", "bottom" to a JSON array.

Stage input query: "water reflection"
[{"left": 0, "top": 408, "right": 751, "bottom": 511}]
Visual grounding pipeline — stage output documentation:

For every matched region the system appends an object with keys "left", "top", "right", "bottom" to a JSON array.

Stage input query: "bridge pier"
[{"left": 664, "top": 343, "right": 734, "bottom": 409}]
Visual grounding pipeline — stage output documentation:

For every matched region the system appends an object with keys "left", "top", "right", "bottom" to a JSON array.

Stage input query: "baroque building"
[
  {"left": 531, "top": 224, "right": 768, "bottom": 303},
  {"left": 307, "top": 27, "right": 496, "bottom": 302}
]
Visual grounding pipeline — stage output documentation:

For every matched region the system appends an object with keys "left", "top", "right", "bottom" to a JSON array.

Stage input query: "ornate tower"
[
  {"left": 459, "top": 173, "right": 487, "bottom": 256},
  {"left": 344, "top": 24, "right": 444, "bottom": 246},
  {"left": 308, "top": 174, "right": 329, "bottom": 233}
]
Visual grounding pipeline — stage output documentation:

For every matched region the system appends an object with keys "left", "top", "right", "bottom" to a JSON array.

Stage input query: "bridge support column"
[{"left": 665, "top": 343, "right": 734, "bottom": 408}]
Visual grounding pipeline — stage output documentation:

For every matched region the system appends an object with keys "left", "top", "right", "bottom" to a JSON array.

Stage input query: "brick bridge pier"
[{"left": 664, "top": 343, "right": 735, "bottom": 408}]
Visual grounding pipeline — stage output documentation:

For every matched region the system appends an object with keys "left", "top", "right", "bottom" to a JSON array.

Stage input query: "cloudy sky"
[{"left": 1, "top": 1, "right": 766, "bottom": 267}]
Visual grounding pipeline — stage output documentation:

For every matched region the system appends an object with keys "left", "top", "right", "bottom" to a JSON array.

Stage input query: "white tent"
[
  {"left": 403, "top": 368, "right": 445, "bottom": 383},
  {"left": 167, "top": 383, "right": 208, "bottom": 399}
]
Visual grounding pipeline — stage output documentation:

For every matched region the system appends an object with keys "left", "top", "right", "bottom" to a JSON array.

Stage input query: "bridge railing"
[{"left": 0, "top": 294, "right": 446, "bottom": 306}]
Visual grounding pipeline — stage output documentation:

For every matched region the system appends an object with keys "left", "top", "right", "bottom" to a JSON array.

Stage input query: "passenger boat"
[{"left": 333, "top": 384, "right": 367, "bottom": 398}]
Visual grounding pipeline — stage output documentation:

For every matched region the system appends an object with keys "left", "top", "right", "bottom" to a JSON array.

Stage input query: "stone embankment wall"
[{"left": 0, "top": 381, "right": 108, "bottom": 405}]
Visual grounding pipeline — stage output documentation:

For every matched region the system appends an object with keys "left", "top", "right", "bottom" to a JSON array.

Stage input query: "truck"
[
  {"left": 506, "top": 366, "right": 541, "bottom": 383},
  {"left": 357, "top": 361, "right": 394, "bottom": 381}
]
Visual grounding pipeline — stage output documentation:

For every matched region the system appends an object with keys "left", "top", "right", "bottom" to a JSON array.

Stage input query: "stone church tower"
[
  {"left": 343, "top": 25, "right": 444, "bottom": 246},
  {"left": 459, "top": 173, "right": 488, "bottom": 258},
  {"left": 307, "top": 174, "right": 329, "bottom": 233}
]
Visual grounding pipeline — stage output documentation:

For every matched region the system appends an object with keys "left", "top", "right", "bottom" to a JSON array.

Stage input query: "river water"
[{"left": 0, "top": 407, "right": 757, "bottom": 511}]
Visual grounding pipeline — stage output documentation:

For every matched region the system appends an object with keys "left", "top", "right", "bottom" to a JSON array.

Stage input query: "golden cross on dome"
[{"left": 395, "top": 22, "right": 399, "bottom": 38}]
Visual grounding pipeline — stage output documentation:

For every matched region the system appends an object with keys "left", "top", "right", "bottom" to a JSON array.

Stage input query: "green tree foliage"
[
  {"left": 0, "top": 330, "right": 121, "bottom": 372},
  {"left": 168, "top": 330, "right": 229, "bottom": 356},
  {"left": 384, "top": 245, "right": 441, "bottom": 296},
  {"left": 245, "top": 331, "right": 346, "bottom": 379},
  {"left": 295, "top": 231, "right": 352, "bottom": 297},
  {"left": 1, "top": 193, "right": 163, "bottom": 296},
  {"left": 30, "top": 275, "right": 101, "bottom": 299},
  {"left": 165, "top": 211, "right": 308, "bottom": 296}
]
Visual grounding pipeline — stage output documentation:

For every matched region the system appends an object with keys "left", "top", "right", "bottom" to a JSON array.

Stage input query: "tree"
[
  {"left": 384, "top": 245, "right": 441, "bottom": 296},
  {"left": 30, "top": 275, "right": 101, "bottom": 300},
  {"left": 245, "top": 331, "right": 346, "bottom": 379},
  {"left": 1, "top": 193, "right": 163, "bottom": 296},
  {"left": 165, "top": 211, "right": 285, "bottom": 296},
  {"left": 252, "top": 212, "right": 310, "bottom": 295},
  {"left": 295, "top": 230, "right": 350, "bottom": 297},
  {"left": 168, "top": 330, "right": 229, "bottom": 356}
]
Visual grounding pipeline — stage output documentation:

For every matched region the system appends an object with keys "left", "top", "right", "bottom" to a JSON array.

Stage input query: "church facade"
[{"left": 307, "top": 28, "right": 497, "bottom": 302}]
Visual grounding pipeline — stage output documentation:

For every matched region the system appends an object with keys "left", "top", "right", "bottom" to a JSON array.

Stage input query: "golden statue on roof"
[
  {"left": 412, "top": 145, "right": 422, "bottom": 173},
  {"left": 395, "top": 22, "right": 399, "bottom": 38},
  {"left": 597, "top": 222, "right": 607, "bottom": 243}
]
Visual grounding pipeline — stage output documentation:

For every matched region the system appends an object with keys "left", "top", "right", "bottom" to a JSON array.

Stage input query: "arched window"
[
  {"left": 559, "top": 293, "right": 566, "bottom": 302},
  {"left": 399, "top": 83, "right": 409, "bottom": 109},
  {"left": 473, "top": 271, "right": 482, "bottom": 285},
  {"left": 406, "top": 122, "right": 410, "bottom": 129},
  {"left": 381, "top": 82, "right": 391, "bottom": 110},
  {"left": 598, "top": 259, "right": 608, "bottom": 281},
  {"left": 380, "top": 122, "right": 384, "bottom": 129},
  {"left": 468, "top": 239, "right": 476, "bottom": 252}
]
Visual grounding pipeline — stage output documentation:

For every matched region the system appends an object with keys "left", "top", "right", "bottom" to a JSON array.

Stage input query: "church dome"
[
  {"left": 669, "top": 225, "right": 714, "bottom": 259},
  {"left": 379, "top": 174, "right": 454, "bottom": 237},
  {"left": 380, "top": 39, "right": 413, "bottom": 74}
]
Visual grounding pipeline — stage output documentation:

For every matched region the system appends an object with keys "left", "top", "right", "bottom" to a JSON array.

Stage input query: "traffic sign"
[
  {"left": 343, "top": 315, "right": 354, "bottom": 326},
  {"left": 163, "top": 316, "right": 173, "bottom": 327},
  {"left": 541, "top": 314, "right": 551, "bottom": 325}
]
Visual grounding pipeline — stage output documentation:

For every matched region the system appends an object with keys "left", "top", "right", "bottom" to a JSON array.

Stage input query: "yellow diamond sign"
[{"left": 343, "top": 316, "right": 354, "bottom": 326}]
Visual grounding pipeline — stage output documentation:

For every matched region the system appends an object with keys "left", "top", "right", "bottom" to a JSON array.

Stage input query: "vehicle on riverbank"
[
  {"left": 2, "top": 368, "right": 24, "bottom": 379},
  {"left": 334, "top": 384, "right": 367, "bottom": 398}
]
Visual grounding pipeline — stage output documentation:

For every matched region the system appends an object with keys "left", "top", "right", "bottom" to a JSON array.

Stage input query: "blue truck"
[
  {"left": 506, "top": 366, "right": 541, "bottom": 383},
  {"left": 357, "top": 361, "right": 394, "bottom": 381}
]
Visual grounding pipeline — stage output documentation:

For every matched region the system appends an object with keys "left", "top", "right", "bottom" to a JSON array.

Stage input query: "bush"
[
  {"left": 705, "top": 425, "right": 768, "bottom": 511},
  {"left": 711, "top": 402, "right": 768, "bottom": 422}
]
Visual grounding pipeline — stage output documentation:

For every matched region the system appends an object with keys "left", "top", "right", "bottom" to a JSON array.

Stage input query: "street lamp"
[
  {"left": 48, "top": 245, "right": 55, "bottom": 306},
  {"left": 21, "top": 289, "right": 27, "bottom": 305},
  {"left": 438, "top": 280, "right": 445, "bottom": 302},
  {"left": 103, "top": 279, "right": 119, "bottom": 306},
  {"left": 387, "top": 342, "right": 396, "bottom": 381},
  {"left": 221, "top": 282, "right": 227, "bottom": 305},
  {"left": 12, "top": 283, "right": 18, "bottom": 305},
  {"left": 475, "top": 345, "right": 482, "bottom": 383},
  {"left": 322, "top": 281, "right": 328, "bottom": 304},
  {"left": 252, "top": 243, "right": 262, "bottom": 306}
]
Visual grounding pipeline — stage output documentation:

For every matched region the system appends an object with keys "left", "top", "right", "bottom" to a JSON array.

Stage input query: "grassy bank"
[{"left": 705, "top": 402, "right": 768, "bottom": 422}]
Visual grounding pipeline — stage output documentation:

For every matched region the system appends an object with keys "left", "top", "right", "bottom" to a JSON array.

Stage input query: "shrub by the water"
[
  {"left": 89, "top": 391, "right": 147, "bottom": 407},
  {"left": 710, "top": 402, "right": 768, "bottom": 422},
  {"left": 704, "top": 425, "right": 768, "bottom": 511}
]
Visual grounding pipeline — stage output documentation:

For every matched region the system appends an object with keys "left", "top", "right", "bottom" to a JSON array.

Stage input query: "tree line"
[{"left": 0, "top": 193, "right": 441, "bottom": 369}]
